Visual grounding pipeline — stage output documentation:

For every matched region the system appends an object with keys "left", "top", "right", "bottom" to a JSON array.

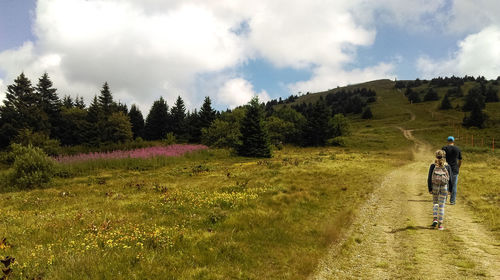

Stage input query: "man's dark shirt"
[{"left": 442, "top": 145, "right": 462, "bottom": 174}]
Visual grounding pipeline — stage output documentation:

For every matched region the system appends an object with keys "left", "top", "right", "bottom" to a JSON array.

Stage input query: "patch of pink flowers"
[{"left": 54, "top": 144, "right": 208, "bottom": 163}]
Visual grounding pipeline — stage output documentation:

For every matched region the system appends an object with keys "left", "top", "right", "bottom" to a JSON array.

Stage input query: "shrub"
[
  {"left": 201, "top": 119, "right": 242, "bottom": 149},
  {"left": 163, "top": 132, "right": 177, "bottom": 145},
  {"left": 361, "top": 107, "right": 373, "bottom": 119},
  {"left": 9, "top": 144, "right": 55, "bottom": 189},
  {"left": 330, "top": 113, "right": 351, "bottom": 137},
  {"left": 14, "top": 128, "right": 61, "bottom": 156}
]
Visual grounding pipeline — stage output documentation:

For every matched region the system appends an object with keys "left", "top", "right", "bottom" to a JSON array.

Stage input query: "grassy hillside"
[
  {"left": 1, "top": 78, "right": 499, "bottom": 279},
  {"left": 294, "top": 78, "right": 500, "bottom": 235}
]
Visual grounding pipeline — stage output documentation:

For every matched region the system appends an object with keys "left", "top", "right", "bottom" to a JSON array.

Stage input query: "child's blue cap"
[{"left": 447, "top": 136, "right": 455, "bottom": 142}]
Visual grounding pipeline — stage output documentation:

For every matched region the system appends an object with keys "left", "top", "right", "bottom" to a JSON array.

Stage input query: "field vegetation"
[
  {"left": 0, "top": 146, "right": 399, "bottom": 279},
  {"left": 1, "top": 77, "right": 500, "bottom": 279}
]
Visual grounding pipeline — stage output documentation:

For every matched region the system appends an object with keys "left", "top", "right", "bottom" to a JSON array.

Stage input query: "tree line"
[
  {"left": 397, "top": 76, "right": 499, "bottom": 129},
  {"left": 0, "top": 72, "right": 355, "bottom": 157},
  {"left": 0, "top": 73, "right": 217, "bottom": 150}
]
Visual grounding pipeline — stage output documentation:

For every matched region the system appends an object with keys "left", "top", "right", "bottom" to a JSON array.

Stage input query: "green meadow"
[
  {"left": 1, "top": 79, "right": 499, "bottom": 279},
  {"left": 1, "top": 148, "right": 399, "bottom": 279}
]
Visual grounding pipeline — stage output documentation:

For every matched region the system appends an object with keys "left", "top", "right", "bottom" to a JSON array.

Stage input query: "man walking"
[{"left": 442, "top": 136, "right": 462, "bottom": 205}]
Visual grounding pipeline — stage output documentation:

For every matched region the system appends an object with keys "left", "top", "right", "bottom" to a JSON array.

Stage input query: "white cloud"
[
  {"left": 290, "top": 62, "right": 395, "bottom": 94},
  {"left": 417, "top": 25, "right": 500, "bottom": 79},
  {"left": 0, "top": 79, "right": 4, "bottom": 102},
  {"left": 445, "top": 0, "right": 500, "bottom": 33},
  {"left": 217, "top": 78, "right": 270, "bottom": 109},
  {"left": 1, "top": 0, "right": 248, "bottom": 113},
  {"left": 0, "top": 0, "right": 468, "bottom": 112},
  {"left": 354, "top": 0, "right": 447, "bottom": 31}
]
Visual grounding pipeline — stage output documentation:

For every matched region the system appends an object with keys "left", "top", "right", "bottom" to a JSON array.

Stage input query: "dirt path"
[{"left": 311, "top": 128, "right": 500, "bottom": 279}]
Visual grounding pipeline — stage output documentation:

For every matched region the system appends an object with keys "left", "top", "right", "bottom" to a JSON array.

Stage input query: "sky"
[{"left": 1, "top": 0, "right": 500, "bottom": 113}]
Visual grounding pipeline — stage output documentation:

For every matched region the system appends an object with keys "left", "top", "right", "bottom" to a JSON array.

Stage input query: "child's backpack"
[{"left": 432, "top": 165, "right": 449, "bottom": 186}]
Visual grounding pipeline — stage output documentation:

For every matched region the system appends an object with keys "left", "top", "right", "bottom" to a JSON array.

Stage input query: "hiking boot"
[
  {"left": 438, "top": 224, "right": 444, "bottom": 230},
  {"left": 431, "top": 219, "right": 438, "bottom": 228}
]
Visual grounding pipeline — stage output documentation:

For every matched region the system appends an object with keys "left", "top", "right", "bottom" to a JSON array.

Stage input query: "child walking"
[{"left": 427, "top": 150, "right": 454, "bottom": 230}]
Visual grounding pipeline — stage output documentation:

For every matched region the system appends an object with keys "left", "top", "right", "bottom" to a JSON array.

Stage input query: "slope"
[{"left": 311, "top": 125, "right": 500, "bottom": 279}]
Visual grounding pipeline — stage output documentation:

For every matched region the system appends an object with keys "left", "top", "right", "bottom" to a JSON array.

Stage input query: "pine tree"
[
  {"left": 361, "top": 107, "right": 373, "bottom": 119},
  {"left": 302, "top": 97, "right": 332, "bottom": 146},
  {"left": 62, "top": 95, "right": 74, "bottom": 108},
  {"left": 237, "top": 97, "right": 271, "bottom": 157},
  {"left": 0, "top": 73, "right": 48, "bottom": 146},
  {"left": 463, "top": 86, "right": 485, "bottom": 111},
  {"left": 407, "top": 90, "right": 421, "bottom": 103},
  {"left": 59, "top": 107, "right": 88, "bottom": 146},
  {"left": 485, "top": 85, "right": 499, "bottom": 102},
  {"left": 144, "top": 97, "right": 169, "bottom": 140},
  {"left": 463, "top": 102, "right": 488, "bottom": 128},
  {"left": 199, "top": 96, "right": 216, "bottom": 129},
  {"left": 128, "top": 104, "right": 145, "bottom": 139},
  {"left": 423, "top": 87, "right": 439, "bottom": 101},
  {"left": 75, "top": 96, "right": 86, "bottom": 109},
  {"left": 170, "top": 96, "right": 187, "bottom": 140},
  {"left": 98, "top": 82, "right": 115, "bottom": 117},
  {"left": 116, "top": 101, "right": 128, "bottom": 114},
  {"left": 186, "top": 109, "right": 202, "bottom": 143},
  {"left": 86, "top": 95, "right": 101, "bottom": 145},
  {"left": 439, "top": 94, "right": 452, "bottom": 110},
  {"left": 36, "top": 72, "right": 62, "bottom": 139},
  {"left": 456, "top": 85, "right": 464, "bottom": 97}
]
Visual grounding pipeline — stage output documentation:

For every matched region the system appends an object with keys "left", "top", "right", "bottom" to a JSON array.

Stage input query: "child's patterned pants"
[{"left": 432, "top": 184, "right": 448, "bottom": 223}]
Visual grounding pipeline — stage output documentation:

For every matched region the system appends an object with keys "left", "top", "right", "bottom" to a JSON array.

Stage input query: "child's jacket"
[{"left": 427, "top": 163, "right": 454, "bottom": 193}]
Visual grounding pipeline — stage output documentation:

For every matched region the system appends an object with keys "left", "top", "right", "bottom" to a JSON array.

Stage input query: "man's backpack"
[{"left": 432, "top": 165, "right": 449, "bottom": 186}]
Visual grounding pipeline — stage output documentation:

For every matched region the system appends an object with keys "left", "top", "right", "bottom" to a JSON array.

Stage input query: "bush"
[
  {"left": 201, "top": 119, "right": 242, "bottom": 149},
  {"left": 163, "top": 132, "right": 177, "bottom": 145},
  {"left": 327, "top": 136, "right": 347, "bottom": 146},
  {"left": 9, "top": 144, "right": 55, "bottom": 189},
  {"left": 14, "top": 129, "right": 61, "bottom": 156}
]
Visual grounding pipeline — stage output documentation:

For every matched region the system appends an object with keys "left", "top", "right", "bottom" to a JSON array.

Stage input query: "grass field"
[
  {"left": 0, "top": 147, "right": 402, "bottom": 279},
  {"left": 1, "top": 79, "right": 499, "bottom": 279}
]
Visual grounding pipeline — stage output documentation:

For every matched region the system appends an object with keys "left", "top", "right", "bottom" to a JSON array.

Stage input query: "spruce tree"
[
  {"left": 86, "top": 95, "right": 101, "bottom": 145},
  {"left": 302, "top": 97, "right": 332, "bottom": 146},
  {"left": 36, "top": 72, "right": 62, "bottom": 139},
  {"left": 407, "top": 90, "right": 421, "bottom": 103},
  {"left": 59, "top": 107, "right": 88, "bottom": 145},
  {"left": 128, "top": 104, "right": 145, "bottom": 139},
  {"left": 144, "top": 97, "right": 169, "bottom": 140},
  {"left": 423, "top": 87, "right": 439, "bottom": 101},
  {"left": 361, "top": 107, "right": 373, "bottom": 119},
  {"left": 0, "top": 73, "right": 48, "bottom": 141},
  {"left": 439, "top": 94, "right": 452, "bottom": 110},
  {"left": 237, "top": 97, "right": 271, "bottom": 157},
  {"left": 456, "top": 85, "right": 464, "bottom": 97},
  {"left": 199, "top": 96, "right": 216, "bottom": 129},
  {"left": 116, "top": 101, "right": 128, "bottom": 114},
  {"left": 170, "top": 96, "right": 187, "bottom": 140},
  {"left": 463, "top": 102, "right": 487, "bottom": 128},
  {"left": 98, "top": 82, "right": 114, "bottom": 117},
  {"left": 62, "top": 95, "right": 74, "bottom": 108},
  {"left": 75, "top": 96, "right": 86, "bottom": 109},
  {"left": 463, "top": 86, "right": 485, "bottom": 111},
  {"left": 485, "top": 85, "right": 499, "bottom": 102},
  {"left": 186, "top": 109, "right": 202, "bottom": 143}
]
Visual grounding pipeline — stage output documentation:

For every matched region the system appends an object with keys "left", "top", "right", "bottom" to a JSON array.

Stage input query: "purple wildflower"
[{"left": 55, "top": 144, "right": 208, "bottom": 163}]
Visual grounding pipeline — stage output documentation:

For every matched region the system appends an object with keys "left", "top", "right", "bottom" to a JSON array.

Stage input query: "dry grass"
[{"left": 0, "top": 147, "right": 396, "bottom": 279}]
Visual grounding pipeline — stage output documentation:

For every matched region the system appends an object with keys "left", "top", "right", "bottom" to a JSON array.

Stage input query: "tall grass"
[
  {"left": 0, "top": 146, "right": 398, "bottom": 279},
  {"left": 458, "top": 152, "right": 500, "bottom": 237},
  {"left": 54, "top": 148, "right": 222, "bottom": 177}
]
